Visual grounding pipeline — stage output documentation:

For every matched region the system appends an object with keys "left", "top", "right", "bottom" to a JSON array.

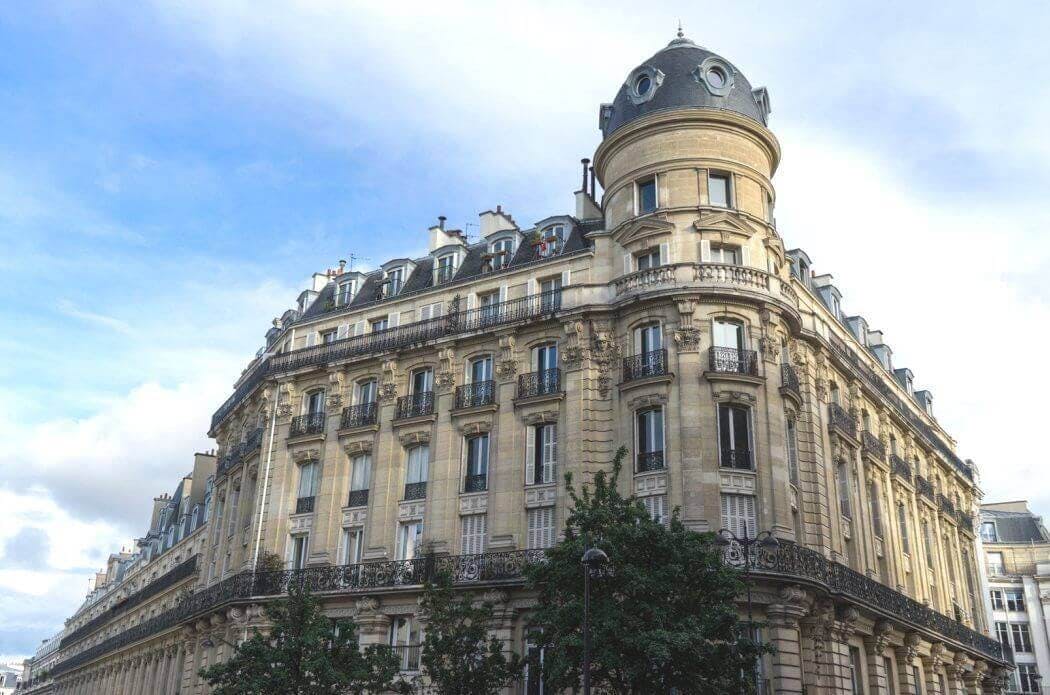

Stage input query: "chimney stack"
[
  {"left": 338, "top": 259, "right": 346, "bottom": 273},
  {"left": 581, "top": 158, "right": 590, "bottom": 194},
  {"left": 438, "top": 215, "right": 446, "bottom": 230}
]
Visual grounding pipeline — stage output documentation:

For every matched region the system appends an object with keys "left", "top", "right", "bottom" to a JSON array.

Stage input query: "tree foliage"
[
  {"left": 416, "top": 572, "right": 524, "bottom": 695},
  {"left": 199, "top": 581, "right": 406, "bottom": 695},
  {"left": 525, "top": 446, "right": 771, "bottom": 694}
]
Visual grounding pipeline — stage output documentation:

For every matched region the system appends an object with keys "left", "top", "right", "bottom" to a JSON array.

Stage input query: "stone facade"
[{"left": 47, "top": 33, "right": 1011, "bottom": 695}]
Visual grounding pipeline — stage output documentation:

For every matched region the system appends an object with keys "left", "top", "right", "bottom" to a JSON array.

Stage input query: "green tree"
[
  {"left": 416, "top": 572, "right": 524, "bottom": 694},
  {"left": 525, "top": 446, "right": 771, "bottom": 694},
  {"left": 199, "top": 581, "right": 407, "bottom": 695}
]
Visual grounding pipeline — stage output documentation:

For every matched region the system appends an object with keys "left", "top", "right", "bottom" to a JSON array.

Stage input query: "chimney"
[
  {"left": 438, "top": 215, "right": 446, "bottom": 230},
  {"left": 479, "top": 206, "right": 518, "bottom": 238},
  {"left": 338, "top": 259, "right": 346, "bottom": 273},
  {"left": 580, "top": 158, "right": 590, "bottom": 194}
]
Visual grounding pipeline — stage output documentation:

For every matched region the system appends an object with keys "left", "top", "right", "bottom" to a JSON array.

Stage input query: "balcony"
[
  {"left": 464, "top": 473, "right": 488, "bottom": 493},
  {"left": 403, "top": 482, "right": 427, "bottom": 501},
  {"left": 915, "top": 476, "right": 934, "bottom": 501},
  {"left": 636, "top": 451, "right": 665, "bottom": 473},
  {"left": 517, "top": 368, "right": 561, "bottom": 399},
  {"left": 622, "top": 349, "right": 668, "bottom": 382},
  {"left": 341, "top": 402, "right": 378, "bottom": 429},
  {"left": 861, "top": 431, "right": 885, "bottom": 461},
  {"left": 435, "top": 265, "right": 455, "bottom": 284},
  {"left": 395, "top": 392, "right": 434, "bottom": 420},
  {"left": 827, "top": 403, "right": 857, "bottom": 440},
  {"left": 708, "top": 346, "right": 758, "bottom": 376},
  {"left": 295, "top": 496, "right": 315, "bottom": 514},
  {"left": 454, "top": 380, "right": 495, "bottom": 409},
  {"left": 938, "top": 494, "right": 957, "bottom": 519},
  {"left": 957, "top": 510, "right": 974, "bottom": 530},
  {"left": 289, "top": 412, "right": 326, "bottom": 438},
  {"left": 347, "top": 489, "right": 369, "bottom": 508},
  {"left": 780, "top": 363, "right": 801, "bottom": 401},
  {"left": 890, "top": 454, "right": 912, "bottom": 482},
  {"left": 720, "top": 447, "right": 754, "bottom": 471},
  {"left": 244, "top": 426, "right": 264, "bottom": 454}
]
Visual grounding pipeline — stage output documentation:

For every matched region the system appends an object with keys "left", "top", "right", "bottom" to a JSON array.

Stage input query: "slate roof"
[{"left": 982, "top": 509, "right": 1050, "bottom": 544}]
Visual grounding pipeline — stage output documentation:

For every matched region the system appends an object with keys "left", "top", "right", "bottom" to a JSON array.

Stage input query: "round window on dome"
[
  {"left": 707, "top": 67, "right": 727, "bottom": 88},
  {"left": 635, "top": 75, "right": 652, "bottom": 96}
]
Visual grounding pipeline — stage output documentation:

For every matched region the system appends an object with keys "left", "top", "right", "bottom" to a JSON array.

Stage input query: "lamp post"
[
  {"left": 714, "top": 528, "right": 779, "bottom": 693},
  {"left": 581, "top": 546, "right": 608, "bottom": 695}
]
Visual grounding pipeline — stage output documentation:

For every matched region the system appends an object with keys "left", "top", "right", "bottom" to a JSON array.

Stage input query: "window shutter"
[
  {"left": 337, "top": 323, "right": 350, "bottom": 340},
  {"left": 700, "top": 240, "right": 712, "bottom": 262},
  {"left": 659, "top": 242, "right": 671, "bottom": 266},
  {"left": 352, "top": 321, "right": 365, "bottom": 337},
  {"left": 561, "top": 270, "right": 571, "bottom": 287},
  {"left": 525, "top": 426, "right": 536, "bottom": 485},
  {"left": 528, "top": 507, "right": 555, "bottom": 549},
  {"left": 467, "top": 294, "right": 476, "bottom": 311},
  {"left": 542, "top": 424, "right": 556, "bottom": 483},
  {"left": 740, "top": 246, "right": 751, "bottom": 267},
  {"left": 528, "top": 278, "right": 539, "bottom": 296},
  {"left": 306, "top": 332, "right": 318, "bottom": 347},
  {"left": 388, "top": 312, "right": 400, "bottom": 328},
  {"left": 431, "top": 302, "right": 443, "bottom": 318},
  {"left": 623, "top": 252, "right": 632, "bottom": 274},
  {"left": 499, "top": 284, "right": 508, "bottom": 305}
]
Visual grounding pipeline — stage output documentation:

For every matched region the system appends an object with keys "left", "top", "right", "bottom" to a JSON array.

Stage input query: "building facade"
[
  {"left": 47, "top": 32, "right": 1010, "bottom": 694},
  {"left": 978, "top": 502, "right": 1050, "bottom": 693},
  {"left": 18, "top": 627, "right": 66, "bottom": 694}
]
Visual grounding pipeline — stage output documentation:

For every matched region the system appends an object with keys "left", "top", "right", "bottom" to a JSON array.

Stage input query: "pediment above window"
[
  {"left": 611, "top": 214, "right": 676, "bottom": 247},
  {"left": 692, "top": 210, "right": 758, "bottom": 240}
]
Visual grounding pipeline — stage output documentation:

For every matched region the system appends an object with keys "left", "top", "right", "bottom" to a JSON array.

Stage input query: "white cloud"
[{"left": 56, "top": 299, "right": 136, "bottom": 336}]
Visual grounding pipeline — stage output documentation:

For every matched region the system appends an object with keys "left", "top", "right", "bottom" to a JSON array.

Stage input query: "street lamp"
[
  {"left": 581, "top": 546, "right": 608, "bottom": 695},
  {"left": 714, "top": 528, "right": 779, "bottom": 692}
]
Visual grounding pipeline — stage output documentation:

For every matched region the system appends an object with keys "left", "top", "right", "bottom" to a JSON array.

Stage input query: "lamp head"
[{"left": 581, "top": 547, "right": 609, "bottom": 569}]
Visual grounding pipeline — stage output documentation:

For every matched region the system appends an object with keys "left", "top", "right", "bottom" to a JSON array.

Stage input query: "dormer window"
[
  {"left": 491, "top": 238, "right": 514, "bottom": 269},
  {"left": 385, "top": 268, "right": 405, "bottom": 296},
  {"left": 435, "top": 255, "right": 456, "bottom": 284},
  {"left": 337, "top": 281, "right": 355, "bottom": 306},
  {"left": 539, "top": 226, "right": 564, "bottom": 258}
]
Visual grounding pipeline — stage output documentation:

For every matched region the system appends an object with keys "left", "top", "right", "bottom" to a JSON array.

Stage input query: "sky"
[{"left": 1, "top": 0, "right": 1049, "bottom": 662}]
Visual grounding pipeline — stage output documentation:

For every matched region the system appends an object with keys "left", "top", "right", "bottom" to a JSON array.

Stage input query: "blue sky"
[{"left": 2, "top": 0, "right": 1049, "bottom": 661}]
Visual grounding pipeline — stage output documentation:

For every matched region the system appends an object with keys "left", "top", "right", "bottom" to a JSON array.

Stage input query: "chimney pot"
[{"left": 438, "top": 215, "right": 446, "bottom": 229}]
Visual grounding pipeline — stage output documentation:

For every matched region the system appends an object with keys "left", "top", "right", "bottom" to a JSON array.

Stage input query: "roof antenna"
[
  {"left": 347, "top": 253, "right": 370, "bottom": 271},
  {"left": 677, "top": 20, "right": 684, "bottom": 38}
]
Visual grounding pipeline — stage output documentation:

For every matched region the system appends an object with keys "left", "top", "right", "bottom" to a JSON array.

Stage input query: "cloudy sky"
[{"left": 2, "top": 0, "right": 1049, "bottom": 661}]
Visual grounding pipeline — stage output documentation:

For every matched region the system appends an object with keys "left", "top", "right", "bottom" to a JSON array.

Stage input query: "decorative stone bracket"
[
  {"left": 343, "top": 440, "right": 373, "bottom": 456},
  {"left": 398, "top": 430, "right": 431, "bottom": 447}
]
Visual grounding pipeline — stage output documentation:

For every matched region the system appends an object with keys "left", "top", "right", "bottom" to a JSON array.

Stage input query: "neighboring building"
[
  {"left": 0, "top": 664, "right": 21, "bottom": 694},
  {"left": 47, "top": 31, "right": 1011, "bottom": 694},
  {"left": 979, "top": 501, "right": 1050, "bottom": 694},
  {"left": 18, "top": 627, "right": 66, "bottom": 694}
]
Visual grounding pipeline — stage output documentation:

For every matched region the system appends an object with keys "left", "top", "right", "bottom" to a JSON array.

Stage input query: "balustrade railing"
[
  {"left": 403, "top": 482, "right": 427, "bottom": 501},
  {"left": 455, "top": 380, "right": 496, "bottom": 409},
  {"left": 517, "top": 368, "right": 560, "bottom": 399},
  {"left": 708, "top": 346, "right": 758, "bottom": 376},
  {"left": 295, "top": 496, "right": 315, "bottom": 515},
  {"left": 341, "top": 402, "right": 377, "bottom": 428},
  {"left": 622, "top": 349, "right": 668, "bottom": 382},
  {"left": 614, "top": 264, "right": 676, "bottom": 295},
  {"left": 347, "top": 489, "right": 369, "bottom": 508},
  {"left": 862, "top": 431, "right": 885, "bottom": 460},
  {"left": 464, "top": 474, "right": 488, "bottom": 493},
  {"left": 636, "top": 450, "right": 665, "bottom": 473},
  {"left": 395, "top": 392, "right": 434, "bottom": 420},
  {"left": 890, "top": 454, "right": 912, "bottom": 481},
  {"left": 289, "top": 412, "right": 326, "bottom": 438},
  {"left": 828, "top": 403, "right": 857, "bottom": 440}
]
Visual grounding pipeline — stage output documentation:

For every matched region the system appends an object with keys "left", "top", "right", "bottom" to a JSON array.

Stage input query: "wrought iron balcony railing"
[
  {"left": 890, "top": 454, "right": 912, "bottom": 481},
  {"left": 636, "top": 450, "right": 665, "bottom": 473},
  {"left": 708, "top": 346, "right": 758, "bottom": 376},
  {"left": 403, "top": 482, "right": 426, "bottom": 501},
  {"left": 49, "top": 544, "right": 1008, "bottom": 680},
  {"left": 938, "top": 494, "right": 956, "bottom": 518},
  {"left": 395, "top": 391, "right": 434, "bottom": 420},
  {"left": 347, "top": 489, "right": 369, "bottom": 508},
  {"left": 780, "top": 363, "right": 801, "bottom": 399},
  {"left": 455, "top": 380, "right": 495, "bottom": 409},
  {"left": 915, "top": 476, "right": 935, "bottom": 501},
  {"left": 957, "top": 510, "right": 974, "bottom": 530},
  {"left": 244, "top": 426, "right": 264, "bottom": 454},
  {"left": 828, "top": 403, "right": 857, "bottom": 440},
  {"left": 295, "top": 496, "right": 315, "bottom": 515},
  {"left": 341, "top": 402, "right": 378, "bottom": 428},
  {"left": 464, "top": 473, "right": 488, "bottom": 493},
  {"left": 212, "top": 289, "right": 564, "bottom": 432},
  {"left": 861, "top": 430, "right": 885, "bottom": 460},
  {"left": 720, "top": 447, "right": 754, "bottom": 471},
  {"left": 517, "top": 368, "right": 561, "bottom": 399},
  {"left": 622, "top": 349, "right": 668, "bottom": 382},
  {"left": 289, "top": 412, "right": 326, "bottom": 438}
]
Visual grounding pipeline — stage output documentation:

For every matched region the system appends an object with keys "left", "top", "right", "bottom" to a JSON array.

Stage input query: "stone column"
[
  {"left": 922, "top": 643, "right": 949, "bottom": 695},
  {"left": 945, "top": 656, "right": 969, "bottom": 695},
  {"left": 352, "top": 596, "right": 391, "bottom": 647},
  {"left": 965, "top": 661, "right": 988, "bottom": 695},
  {"left": 864, "top": 620, "right": 893, "bottom": 695},
  {"left": 766, "top": 586, "right": 810, "bottom": 694}
]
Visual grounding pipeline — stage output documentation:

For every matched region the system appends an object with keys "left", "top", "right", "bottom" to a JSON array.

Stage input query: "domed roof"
[{"left": 600, "top": 31, "right": 770, "bottom": 138}]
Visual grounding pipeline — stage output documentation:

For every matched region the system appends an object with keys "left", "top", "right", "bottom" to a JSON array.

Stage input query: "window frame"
[
  {"left": 708, "top": 171, "right": 732, "bottom": 208},
  {"left": 636, "top": 177, "right": 658, "bottom": 215}
]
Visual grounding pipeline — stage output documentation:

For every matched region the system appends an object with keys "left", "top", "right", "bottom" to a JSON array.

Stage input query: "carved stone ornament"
[
  {"left": 523, "top": 410, "right": 559, "bottom": 426},
  {"left": 459, "top": 420, "right": 492, "bottom": 436},
  {"left": 589, "top": 321, "right": 623, "bottom": 398},
  {"left": 714, "top": 389, "right": 756, "bottom": 404},
  {"left": 436, "top": 370, "right": 455, "bottom": 392},
  {"left": 398, "top": 430, "right": 431, "bottom": 447},
  {"left": 482, "top": 589, "right": 509, "bottom": 606},
  {"left": 326, "top": 392, "right": 343, "bottom": 409},
  {"left": 292, "top": 448, "right": 320, "bottom": 463},
  {"left": 629, "top": 393, "right": 668, "bottom": 410},
  {"left": 496, "top": 359, "right": 519, "bottom": 379},
  {"left": 379, "top": 382, "right": 398, "bottom": 401},
  {"left": 354, "top": 596, "right": 379, "bottom": 614},
  {"left": 759, "top": 335, "right": 780, "bottom": 363},
  {"left": 276, "top": 402, "right": 294, "bottom": 418},
  {"left": 562, "top": 321, "right": 585, "bottom": 369},
  {"left": 380, "top": 359, "right": 398, "bottom": 400},
  {"left": 925, "top": 642, "right": 948, "bottom": 671},
  {"left": 343, "top": 440, "right": 373, "bottom": 456},
  {"left": 673, "top": 326, "right": 701, "bottom": 350},
  {"left": 866, "top": 619, "right": 893, "bottom": 655}
]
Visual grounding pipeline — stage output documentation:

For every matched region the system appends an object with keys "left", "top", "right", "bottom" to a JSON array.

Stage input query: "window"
[
  {"left": 837, "top": 462, "right": 852, "bottom": 520},
  {"left": 1011, "top": 622, "right": 1033, "bottom": 652},
  {"left": 870, "top": 483, "right": 883, "bottom": 537},
  {"left": 882, "top": 657, "right": 896, "bottom": 695},
  {"left": 636, "top": 407, "right": 665, "bottom": 472},
  {"left": 341, "top": 527, "right": 363, "bottom": 565},
  {"left": 460, "top": 514, "right": 487, "bottom": 554},
  {"left": 995, "top": 621, "right": 1010, "bottom": 645},
  {"left": 469, "top": 355, "right": 493, "bottom": 383},
  {"left": 527, "top": 508, "right": 556, "bottom": 549},
  {"left": 478, "top": 290, "right": 500, "bottom": 325},
  {"left": 718, "top": 404, "right": 753, "bottom": 470},
  {"left": 297, "top": 461, "right": 319, "bottom": 501},
  {"left": 721, "top": 493, "right": 756, "bottom": 539},
  {"left": 465, "top": 434, "right": 489, "bottom": 490},
  {"left": 419, "top": 302, "right": 443, "bottom": 320},
  {"left": 406, "top": 445, "right": 429, "bottom": 485},
  {"left": 643, "top": 494, "right": 668, "bottom": 525},
  {"left": 226, "top": 485, "right": 241, "bottom": 537},
  {"left": 321, "top": 329, "right": 338, "bottom": 344},
  {"left": 898, "top": 504, "right": 910, "bottom": 554},
  {"left": 356, "top": 379, "right": 377, "bottom": 405},
  {"left": 765, "top": 191, "right": 775, "bottom": 223},
  {"left": 1006, "top": 588, "right": 1026, "bottom": 612},
  {"left": 491, "top": 238, "right": 514, "bottom": 269},
  {"left": 350, "top": 454, "right": 371, "bottom": 492},
  {"left": 526, "top": 423, "right": 557, "bottom": 485},
  {"left": 923, "top": 521, "right": 934, "bottom": 568},
  {"left": 708, "top": 171, "right": 731, "bottom": 207},
  {"left": 635, "top": 247, "right": 661, "bottom": 270},
  {"left": 539, "top": 225, "right": 564, "bottom": 257},
  {"left": 337, "top": 281, "right": 355, "bottom": 305},
  {"left": 411, "top": 368, "right": 433, "bottom": 394},
  {"left": 713, "top": 318, "right": 745, "bottom": 350},
  {"left": 848, "top": 646, "right": 864, "bottom": 695},
  {"left": 385, "top": 267, "right": 405, "bottom": 296},
  {"left": 389, "top": 617, "right": 421, "bottom": 671},
  {"left": 786, "top": 416, "right": 800, "bottom": 485},
  {"left": 987, "top": 551, "right": 1005, "bottom": 576},
  {"left": 305, "top": 390, "right": 326, "bottom": 415},
  {"left": 290, "top": 534, "right": 309, "bottom": 570},
  {"left": 990, "top": 589, "right": 1005, "bottom": 610},
  {"left": 370, "top": 317, "right": 389, "bottom": 332},
  {"left": 637, "top": 177, "right": 657, "bottom": 214},
  {"left": 435, "top": 254, "right": 456, "bottom": 283},
  {"left": 636, "top": 322, "right": 662, "bottom": 354},
  {"left": 534, "top": 342, "right": 559, "bottom": 372},
  {"left": 396, "top": 521, "right": 424, "bottom": 561},
  {"left": 1018, "top": 664, "right": 1041, "bottom": 693},
  {"left": 524, "top": 635, "right": 547, "bottom": 694},
  {"left": 980, "top": 521, "right": 998, "bottom": 543},
  {"left": 709, "top": 244, "right": 741, "bottom": 265}
]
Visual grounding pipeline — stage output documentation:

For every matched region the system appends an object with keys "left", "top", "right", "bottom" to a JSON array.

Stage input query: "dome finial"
[{"left": 677, "top": 20, "right": 684, "bottom": 39}]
